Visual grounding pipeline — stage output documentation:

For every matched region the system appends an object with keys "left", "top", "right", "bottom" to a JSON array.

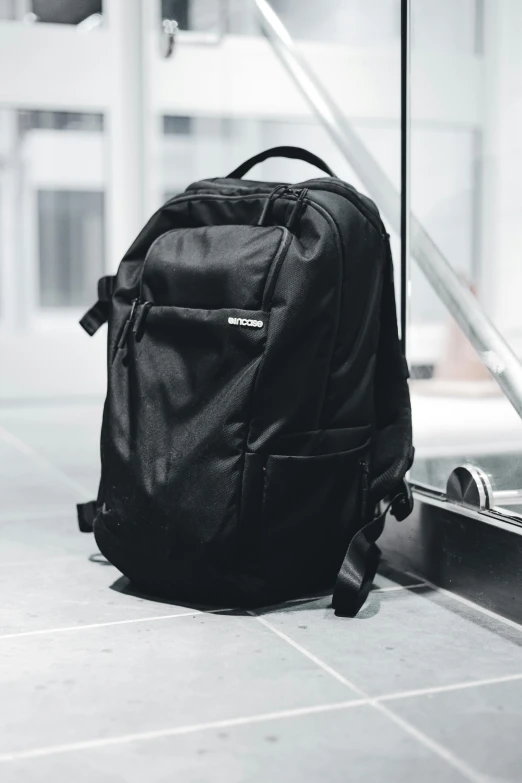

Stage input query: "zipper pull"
[
  {"left": 288, "top": 188, "right": 308, "bottom": 232},
  {"left": 257, "top": 185, "right": 292, "bottom": 226},
  {"left": 117, "top": 298, "right": 140, "bottom": 350},
  {"left": 360, "top": 460, "right": 370, "bottom": 521},
  {"left": 133, "top": 301, "right": 152, "bottom": 342}
]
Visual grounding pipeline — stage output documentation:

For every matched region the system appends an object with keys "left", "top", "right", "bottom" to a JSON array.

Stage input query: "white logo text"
[{"left": 228, "top": 317, "right": 264, "bottom": 328}]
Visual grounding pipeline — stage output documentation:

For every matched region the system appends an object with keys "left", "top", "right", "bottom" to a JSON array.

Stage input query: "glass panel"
[
  {"left": 257, "top": 0, "right": 403, "bottom": 323},
  {"left": 161, "top": 115, "right": 399, "bottom": 211},
  {"left": 408, "top": 0, "right": 522, "bottom": 516},
  {"left": 159, "top": 0, "right": 401, "bottom": 41},
  {"left": 269, "top": 0, "right": 399, "bottom": 45},
  {"left": 38, "top": 190, "right": 105, "bottom": 308}
]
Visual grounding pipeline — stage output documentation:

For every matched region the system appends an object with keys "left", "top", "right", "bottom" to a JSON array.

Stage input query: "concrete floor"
[{"left": 1, "top": 401, "right": 522, "bottom": 782}]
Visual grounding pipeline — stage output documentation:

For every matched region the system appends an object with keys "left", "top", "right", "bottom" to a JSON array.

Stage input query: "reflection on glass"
[{"left": 408, "top": 0, "right": 522, "bottom": 515}]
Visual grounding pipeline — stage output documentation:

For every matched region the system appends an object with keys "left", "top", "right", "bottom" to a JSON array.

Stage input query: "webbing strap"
[
  {"left": 77, "top": 500, "right": 97, "bottom": 533},
  {"left": 331, "top": 480, "right": 413, "bottom": 617},
  {"left": 79, "top": 276, "right": 115, "bottom": 336},
  {"left": 331, "top": 510, "right": 386, "bottom": 617}
]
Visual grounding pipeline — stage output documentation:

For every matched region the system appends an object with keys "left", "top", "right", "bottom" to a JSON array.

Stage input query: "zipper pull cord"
[
  {"left": 287, "top": 188, "right": 308, "bottom": 232},
  {"left": 117, "top": 298, "right": 140, "bottom": 350},
  {"left": 257, "top": 184, "right": 292, "bottom": 227},
  {"left": 133, "top": 301, "right": 152, "bottom": 342}
]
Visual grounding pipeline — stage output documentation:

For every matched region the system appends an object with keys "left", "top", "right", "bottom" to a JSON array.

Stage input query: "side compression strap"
[
  {"left": 331, "top": 510, "right": 385, "bottom": 617},
  {"left": 331, "top": 487, "right": 408, "bottom": 617},
  {"left": 79, "top": 276, "right": 115, "bottom": 336},
  {"left": 77, "top": 500, "right": 97, "bottom": 533}
]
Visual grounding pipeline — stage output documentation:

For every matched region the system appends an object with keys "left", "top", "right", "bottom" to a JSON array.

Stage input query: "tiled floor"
[{"left": 2, "top": 402, "right": 522, "bottom": 782}]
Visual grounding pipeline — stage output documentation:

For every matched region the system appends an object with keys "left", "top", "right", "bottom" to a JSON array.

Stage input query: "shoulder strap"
[
  {"left": 369, "top": 236, "right": 414, "bottom": 508},
  {"left": 332, "top": 235, "right": 414, "bottom": 617}
]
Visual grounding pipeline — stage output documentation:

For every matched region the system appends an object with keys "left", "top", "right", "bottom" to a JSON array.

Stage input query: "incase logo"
[{"left": 228, "top": 317, "right": 264, "bottom": 328}]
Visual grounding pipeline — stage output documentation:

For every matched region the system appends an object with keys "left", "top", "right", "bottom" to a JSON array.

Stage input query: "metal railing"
[{"left": 254, "top": 0, "right": 522, "bottom": 421}]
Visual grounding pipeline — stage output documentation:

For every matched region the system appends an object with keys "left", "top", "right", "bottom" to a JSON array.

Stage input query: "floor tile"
[
  {"left": 373, "top": 561, "right": 425, "bottom": 590},
  {"left": 258, "top": 586, "right": 522, "bottom": 696},
  {"left": 389, "top": 678, "right": 522, "bottom": 782},
  {"left": 0, "top": 439, "right": 81, "bottom": 515},
  {"left": 0, "top": 612, "right": 353, "bottom": 758},
  {"left": 0, "top": 555, "right": 197, "bottom": 636},
  {"left": 0, "top": 512, "right": 93, "bottom": 564},
  {"left": 0, "top": 403, "right": 102, "bottom": 497},
  {"left": 0, "top": 704, "right": 470, "bottom": 783}
]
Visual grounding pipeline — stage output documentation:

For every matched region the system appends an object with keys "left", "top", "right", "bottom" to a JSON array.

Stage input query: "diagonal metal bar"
[{"left": 254, "top": 0, "right": 522, "bottom": 420}]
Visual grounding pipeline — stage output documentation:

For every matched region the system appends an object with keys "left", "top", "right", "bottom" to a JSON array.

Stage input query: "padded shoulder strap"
[
  {"left": 370, "top": 237, "right": 414, "bottom": 511},
  {"left": 332, "top": 236, "right": 413, "bottom": 617}
]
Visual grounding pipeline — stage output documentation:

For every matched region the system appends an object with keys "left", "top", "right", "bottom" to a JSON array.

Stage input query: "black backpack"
[{"left": 78, "top": 146, "right": 414, "bottom": 617}]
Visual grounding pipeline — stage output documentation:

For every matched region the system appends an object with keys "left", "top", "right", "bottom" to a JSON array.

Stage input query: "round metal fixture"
[{"left": 446, "top": 465, "right": 494, "bottom": 510}]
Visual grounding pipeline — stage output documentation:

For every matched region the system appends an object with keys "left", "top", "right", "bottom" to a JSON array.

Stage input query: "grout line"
[
  {"left": 380, "top": 671, "right": 522, "bottom": 703},
  {"left": 372, "top": 582, "right": 427, "bottom": 593},
  {"left": 0, "top": 609, "right": 224, "bottom": 640},
  {"left": 0, "top": 425, "right": 92, "bottom": 500},
  {"left": 2, "top": 666, "right": 522, "bottom": 765},
  {"left": 405, "top": 570, "right": 522, "bottom": 632},
  {"left": 373, "top": 707, "right": 488, "bottom": 783},
  {"left": 0, "top": 699, "right": 368, "bottom": 762},
  {"left": 265, "top": 581, "right": 428, "bottom": 608},
  {"left": 0, "top": 584, "right": 428, "bottom": 640},
  {"left": 250, "top": 612, "right": 488, "bottom": 783}
]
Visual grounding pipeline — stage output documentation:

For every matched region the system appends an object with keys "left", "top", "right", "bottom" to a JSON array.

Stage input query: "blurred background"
[{"left": 0, "top": 0, "right": 521, "bottom": 514}]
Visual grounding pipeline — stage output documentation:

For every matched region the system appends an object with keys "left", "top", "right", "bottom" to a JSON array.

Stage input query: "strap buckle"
[
  {"left": 80, "top": 275, "right": 115, "bottom": 336},
  {"left": 390, "top": 479, "right": 413, "bottom": 521}
]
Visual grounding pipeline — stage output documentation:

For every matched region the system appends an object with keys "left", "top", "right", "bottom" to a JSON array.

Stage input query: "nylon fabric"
[{"left": 77, "top": 147, "right": 414, "bottom": 615}]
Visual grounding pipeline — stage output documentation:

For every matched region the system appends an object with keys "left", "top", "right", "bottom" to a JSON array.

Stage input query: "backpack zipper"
[
  {"left": 301, "top": 178, "right": 385, "bottom": 237},
  {"left": 117, "top": 298, "right": 140, "bottom": 350},
  {"left": 133, "top": 301, "right": 153, "bottom": 341},
  {"left": 360, "top": 460, "right": 370, "bottom": 521},
  {"left": 261, "top": 227, "right": 292, "bottom": 310}
]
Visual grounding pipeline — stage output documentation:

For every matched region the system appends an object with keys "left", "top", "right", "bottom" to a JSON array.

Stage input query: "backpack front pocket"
[
  {"left": 242, "top": 427, "right": 371, "bottom": 594},
  {"left": 105, "top": 305, "right": 269, "bottom": 546},
  {"left": 103, "top": 222, "right": 292, "bottom": 552}
]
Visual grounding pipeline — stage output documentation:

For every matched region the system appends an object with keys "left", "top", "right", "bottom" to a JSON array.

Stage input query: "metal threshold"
[{"left": 380, "top": 489, "right": 522, "bottom": 625}]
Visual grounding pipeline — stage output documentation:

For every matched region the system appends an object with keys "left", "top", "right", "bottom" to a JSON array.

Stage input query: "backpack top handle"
[{"left": 227, "top": 146, "right": 336, "bottom": 179}]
